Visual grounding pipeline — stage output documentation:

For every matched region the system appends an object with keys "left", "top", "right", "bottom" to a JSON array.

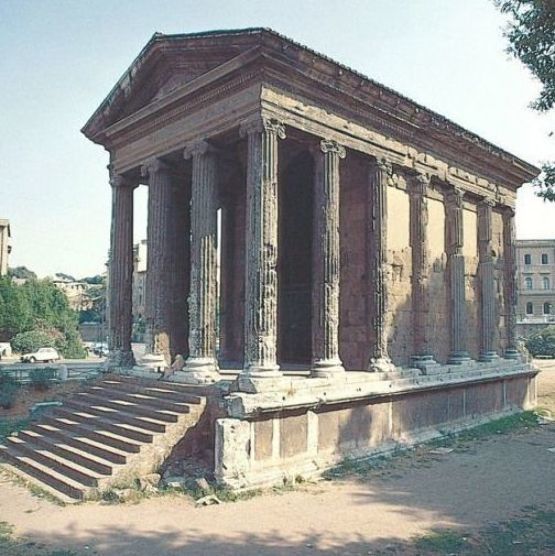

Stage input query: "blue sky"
[{"left": 0, "top": 0, "right": 553, "bottom": 277}]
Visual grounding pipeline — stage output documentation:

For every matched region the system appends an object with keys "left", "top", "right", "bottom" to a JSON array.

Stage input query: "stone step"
[
  {"left": 43, "top": 415, "right": 145, "bottom": 452},
  {"left": 61, "top": 400, "right": 168, "bottom": 433},
  {"left": 0, "top": 445, "right": 85, "bottom": 500},
  {"left": 73, "top": 392, "right": 182, "bottom": 424},
  {"left": 16, "top": 429, "right": 115, "bottom": 475},
  {"left": 101, "top": 379, "right": 204, "bottom": 404},
  {"left": 29, "top": 423, "right": 128, "bottom": 464},
  {"left": 86, "top": 386, "right": 193, "bottom": 414},
  {"left": 5, "top": 437, "right": 102, "bottom": 487}
]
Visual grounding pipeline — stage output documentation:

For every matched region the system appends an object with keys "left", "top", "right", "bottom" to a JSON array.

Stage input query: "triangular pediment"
[{"left": 83, "top": 29, "right": 268, "bottom": 140}]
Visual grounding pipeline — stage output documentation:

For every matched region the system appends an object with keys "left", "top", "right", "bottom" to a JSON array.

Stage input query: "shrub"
[
  {"left": 28, "top": 367, "right": 57, "bottom": 391},
  {"left": 11, "top": 330, "right": 55, "bottom": 355},
  {"left": 0, "top": 372, "right": 20, "bottom": 408},
  {"left": 525, "top": 326, "right": 555, "bottom": 358}
]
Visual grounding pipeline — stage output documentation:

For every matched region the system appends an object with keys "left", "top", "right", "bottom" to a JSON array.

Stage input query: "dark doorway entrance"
[{"left": 278, "top": 151, "right": 313, "bottom": 365}]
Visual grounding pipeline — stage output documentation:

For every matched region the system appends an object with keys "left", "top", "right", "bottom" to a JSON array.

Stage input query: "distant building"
[
  {"left": 0, "top": 219, "right": 11, "bottom": 276},
  {"left": 52, "top": 275, "right": 92, "bottom": 311},
  {"left": 516, "top": 239, "right": 555, "bottom": 336},
  {"left": 132, "top": 240, "right": 147, "bottom": 320}
]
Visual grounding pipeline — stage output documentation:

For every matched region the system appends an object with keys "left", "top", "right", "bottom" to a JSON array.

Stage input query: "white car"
[{"left": 21, "top": 347, "right": 61, "bottom": 363}]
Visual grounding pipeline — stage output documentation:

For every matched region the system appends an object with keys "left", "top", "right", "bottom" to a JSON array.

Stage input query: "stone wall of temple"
[
  {"left": 426, "top": 192, "right": 450, "bottom": 363},
  {"left": 464, "top": 205, "right": 480, "bottom": 360},
  {"left": 338, "top": 154, "right": 369, "bottom": 370},
  {"left": 385, "top": 179, "right": 413, "bottom": 366}
]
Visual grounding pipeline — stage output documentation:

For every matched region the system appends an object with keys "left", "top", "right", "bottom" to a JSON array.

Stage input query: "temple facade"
[{"left": 81, "top": 29, "right": 539, "bottom": 489}]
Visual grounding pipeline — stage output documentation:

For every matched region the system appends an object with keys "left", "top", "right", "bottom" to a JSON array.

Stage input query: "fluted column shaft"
[
  {"left": 446, "top": 187, "right": 470, "bottom": 363},
  {"left": 142, "top": 159, "right": 174, "bottom": 364},
  {"left": 502, "top": 206, "right": 519, "bottom": 359},
  {"left": 241, "top": 117, "right": 285, "bottom": 376},
  {"left": 107, "top": 175, "right": 135, "bottom": 369},
  {"left": 409, "top": 173, "right": 434, "bottom": 364},
  {"left": 368, "top": 159, "right": 395, "bottom": 372},
  {"left": 311, "top": 140, "right": 346, "bottom": 376},
  {"left": 478, "top": 198, "right": 498, "bottom": 361},
  {"left": 182, "top": 141, "right": 220, "bottom": 378}
]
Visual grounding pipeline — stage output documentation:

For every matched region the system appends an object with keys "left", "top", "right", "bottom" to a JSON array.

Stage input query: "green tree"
[
  {"left": 0, "top": 277, "right": 32, "bottom": 340},
  {"left": 7, "top": 266, "right": 37, "bottom": 280},
  {"left": 496, "top": 1, "right": 555, "bottom": 198},
  {"left": 0, "top": 278, "right": 86, "bottom": 358}
]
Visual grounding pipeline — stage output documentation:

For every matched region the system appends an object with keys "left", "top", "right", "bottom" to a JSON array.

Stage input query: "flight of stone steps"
[{"left": 0, "top": 377, "right": 207, "bottom": 502}]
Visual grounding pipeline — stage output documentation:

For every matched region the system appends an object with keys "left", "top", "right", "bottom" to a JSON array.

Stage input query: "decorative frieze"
[
  {"left": 241, "top": 117, "right": 286, "bottom": 376},
  {"left": 502, "top": 206, "right": 519, "bottom": 359},
  {"left": 181, "top": 141, "right": 220, "bottom": 381},
  {"left": 107, "top": 173, "right": 135, "bottom": 369},
  {"left": 368, "top": 158, "right": 396, "bottom": 372},
  {"left": 445, "top": 186, "right": 470, "bottom": 364},
  {"left": 311, "top": 139, "right": 346, "bottom": 377},
  {"left": 478, "top": 198, "right": 498, "bottom": 361}
]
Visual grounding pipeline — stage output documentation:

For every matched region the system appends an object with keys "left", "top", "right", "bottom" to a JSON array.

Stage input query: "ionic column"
[
  {"left": 311, "top": 139, "right": 346, "bottom": 377},
  {"left": 141, "top": 159, "right": 174, "bottom": 365},
  {"left": 368, "top": 159, "right": 395, "bottom": 372},
  {"left": 502, "top": 206, "right": 519, "bottom": 359},
  {"left": 181, "top": 141, "right": 220, "bottom": 382},
  {"left": 107, "top": 173, "right": 135, "bottom": 369},
  {"left": 409, "top": 172, "right": 436, "bottom": 369},
  {"left": 240, "top": 117, "right": 285, "bottom": 377},
  {"left": 445, "top": 186, "right": 470, "bottom": 364},
  {"left": 478, "top": 198, "right": 499, "bottom": 361}
]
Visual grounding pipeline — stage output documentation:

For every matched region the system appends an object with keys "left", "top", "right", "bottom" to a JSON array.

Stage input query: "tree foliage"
[
  {"left": 496, "top": 1, "right": 555, "bottom": 198},
  {"left": 0, "top": 277, "right": 86, "bottom": 358},
  {"left": 8, "top": 266, "right": 37, "bottom": 281},
  {"left": 525, "top": 325, "right": 555, "bottom": 357}
]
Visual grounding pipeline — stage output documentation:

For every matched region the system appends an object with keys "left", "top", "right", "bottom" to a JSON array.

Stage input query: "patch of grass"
[
  {"left": 457, "top": 411, "right": 539, "bottom": 442},
  {"left": 414, "top": 529, "right": 468, "bottom": 553}
]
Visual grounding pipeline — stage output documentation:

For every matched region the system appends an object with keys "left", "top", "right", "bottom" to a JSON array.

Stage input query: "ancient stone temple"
[{"left": 80, "top": 28, "right": 540, "bottom": 490}]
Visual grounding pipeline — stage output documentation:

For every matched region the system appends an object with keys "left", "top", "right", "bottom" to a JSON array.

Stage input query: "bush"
[
  {"left": 525, "top": 326, "right": 555, "bottom": 358},
  {"left": 28, "top": 367, "right": 57, "bottom": 391},
  {"left": 11, "top": 329, "right": 56, "bottom": 354},
  {"left": 0, "top": 372, "right": 19, "bottom": 409}
]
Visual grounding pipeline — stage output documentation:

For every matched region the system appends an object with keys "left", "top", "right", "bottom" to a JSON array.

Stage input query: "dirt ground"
[{"left": 0, "top": 362, "right": 554, "bottom": 555}]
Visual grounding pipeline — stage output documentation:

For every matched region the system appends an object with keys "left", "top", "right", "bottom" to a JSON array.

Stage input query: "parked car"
[
  {"left": 20, "top": 347, "right": 61, "bottom": 363},
  {"left": 92, "top": 342, "right": 108, "bottom": 357}
]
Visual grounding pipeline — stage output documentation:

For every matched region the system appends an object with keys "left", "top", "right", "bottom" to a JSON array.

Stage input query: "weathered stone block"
[
  {"left": 465, "top": 382, "right": 503, "bottom": 416},
  {"left": 280, "top": 412, "right": 308, "bottom": 458},
  {"left": 253, "top": 418, "right": 274, "bottom": 461}
]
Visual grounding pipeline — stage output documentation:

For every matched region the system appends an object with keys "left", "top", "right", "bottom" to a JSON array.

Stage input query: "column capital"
[
  {"left": 140, "top": 158, "right": 172, "bottom": 179},
  {"left": 410, "top": 172, "right": 431, "bottom": 194},
  {"left": 109, "top": 173, "right": 136, "bottom": 189},
  {"left": 479, "top": 196, "right": 496, "bottom": 209},
  {"left": 446, "top": 185, "right": 465, "bottom": 206},
  {"left": 371, "top": 157, "right": 393, "bottom": 176},
  {"left": 239, "top": 116, "right": 286, "bottom": 139},
  {"left": 183, "top": 140, "right": 217, "bottom": 160},
  {"left": 501, "top": 204, "right": 516, "bottom": 218},
  {"left": 319, "top": 139, "right": 346, "bottom": 158}
]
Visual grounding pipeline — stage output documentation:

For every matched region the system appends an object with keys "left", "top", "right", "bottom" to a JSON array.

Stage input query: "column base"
[
  {"left": 504, "top": 348, "right": 521, "bottom": 360},
  {"left": 133, "top": 352, "right": 168, "bottom": 373},
  {"left": 177, "top": 357, "right": 220, "bottom": 384},
  {"left": 448, "top": 351, "right": 471, "bottom": 365},
  {"left": 311, "top": 358, "right": 345, "bottom": 378},
  {"left": 368, "top": 357, "right": 396, "bottom": 373},
  {"left": 479, "top": 351, "right": 500, "bottom": 362},
  {"left": 411, "top": 354, "right": 440, "bottom": 374},
  {"left": 105, "top": 349, "right": 135, "bottom": 372}
]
